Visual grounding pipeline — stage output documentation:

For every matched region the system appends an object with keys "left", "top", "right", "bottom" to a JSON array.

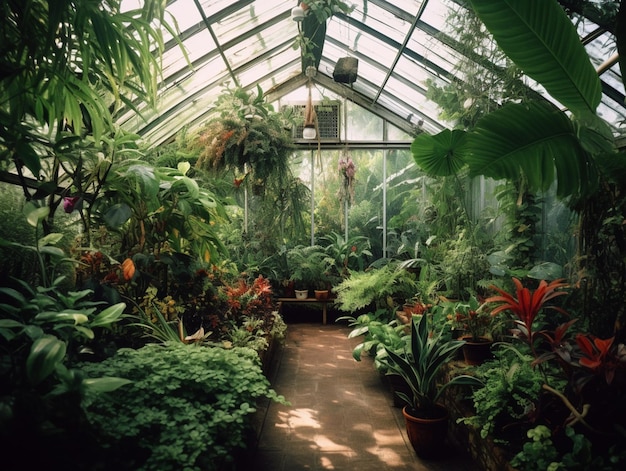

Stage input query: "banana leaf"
[{"left": 469, "top": 0, "right": 602, "bottom": 116}]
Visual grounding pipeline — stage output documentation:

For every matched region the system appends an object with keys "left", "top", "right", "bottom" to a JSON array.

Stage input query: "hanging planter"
[{"left": 194, "top": 85, "right": 294, "bottom": 184}]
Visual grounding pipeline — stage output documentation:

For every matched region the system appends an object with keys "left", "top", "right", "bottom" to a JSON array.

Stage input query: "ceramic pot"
[
  {"left": 461, "top": 336, "right": 494, "bottom": 365},
  {"left": 402, "top": 404, "right": 449, "bottom": 459},
  {"left": 314, "top": 289, "right": 329, "bottom": 300},
  {"left": 294, "top": 289, "right": 308, "bottom": 299}
]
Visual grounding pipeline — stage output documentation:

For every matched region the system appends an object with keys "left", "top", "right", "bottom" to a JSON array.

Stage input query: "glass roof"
[{"left": 117, "top": 0, "right": 626, "bottom": 147}]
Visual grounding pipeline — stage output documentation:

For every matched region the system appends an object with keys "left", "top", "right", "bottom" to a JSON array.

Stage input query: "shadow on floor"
[{"left": 240, "top": 322, "right": 481, "bottom": 471}]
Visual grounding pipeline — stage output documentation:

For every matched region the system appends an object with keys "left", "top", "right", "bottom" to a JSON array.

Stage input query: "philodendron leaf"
[
  {"left": 469, "top": 0, "right": 601, "bottom": 116},
  {"left": 411, "top": 129, "right": 468, "bottom": 177},
  {"left": 26, "top": 335, "right": 66, "bottom": 385}
]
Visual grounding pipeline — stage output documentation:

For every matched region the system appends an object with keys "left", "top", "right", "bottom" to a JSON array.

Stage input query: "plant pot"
[
  {"left": 402, "top": 404, "right": 449, "bottom": 459},
  {"left": 294, "top": 289, "right": 309, "bottom": 299},
  {"left": 314, "top": 289, "right": 329, "bottom": 300},
  {"left": 461, "top": 336, "right": 494, "bottom": 365}
]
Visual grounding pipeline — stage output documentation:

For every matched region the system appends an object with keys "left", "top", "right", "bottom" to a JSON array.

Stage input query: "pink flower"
[{"left": 62, "top": 196, "right": 81, "bottom": 213}]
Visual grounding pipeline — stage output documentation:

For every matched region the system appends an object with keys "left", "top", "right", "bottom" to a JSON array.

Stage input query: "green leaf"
[
  {"left": 91, "top": 302, "right": 126, "bottom": 328},
  {"left": 38, "top": 233, "right": 64, "bottom": 247},
  {"left": 411, "top": 129, "right": 468, "bottom": 177},
  {"left": 26, "top": 336, "right": 67, "bottom": 385},
  {"left": 465, "top": 101, "right": 597, "bottom": 198},
  {"left": 177, "top": 161, "right": 191, "bottom": 175},
  {"left": 34, "top": 312, "right": 89, "bottom": 325},
  {"left": 469, "top": 0, "right": 601, "bottom": 116},
  {"left": 26, "top": 206, "right": 49, "bottom": 227},
  {"left": 103, "top": 203, "right": 132, "bottom": 227},
  {"left": 16, "top": 140, "right": 42, "bottom": 177},
  {"left": 83, "top": 376, "right": 133, "bottom": 393}
]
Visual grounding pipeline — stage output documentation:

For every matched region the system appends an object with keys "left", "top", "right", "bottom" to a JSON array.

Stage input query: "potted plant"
[
  {"left": 451, "top": 295, "right": 495, "bottom": 365},
  {"left": 382, "top": 314, "right": 483, "bottom": 458},
  {"left": 286, "top": 245, "right": 331, "bottom": 298},
  {"left": 194, "top": 84, "right": 294, "bottom": 186}
]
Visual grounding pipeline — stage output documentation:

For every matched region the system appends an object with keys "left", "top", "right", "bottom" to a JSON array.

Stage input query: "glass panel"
[
  {"left": 212, "top": 1, "right": 292, "bottom": 45},
  {"left": 346, "top": 101, "right": 383, "bottom": 140},
  {"left": 162, "top": 30, "right": 216, "bottom": 76}
]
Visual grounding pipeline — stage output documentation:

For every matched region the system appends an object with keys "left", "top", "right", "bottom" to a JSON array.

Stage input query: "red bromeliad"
[{"left": 486, "top": 278, "right": 569, "bottom": 350}]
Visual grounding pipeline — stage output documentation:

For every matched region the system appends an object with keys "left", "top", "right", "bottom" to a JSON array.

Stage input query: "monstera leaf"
[{"left": 469, "top": 0, "right": 602, "bottom": 116}]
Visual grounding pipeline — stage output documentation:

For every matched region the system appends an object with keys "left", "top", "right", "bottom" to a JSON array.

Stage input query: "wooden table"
[{"left": 277, "top": 297, "right": 334, "bottom": 325}]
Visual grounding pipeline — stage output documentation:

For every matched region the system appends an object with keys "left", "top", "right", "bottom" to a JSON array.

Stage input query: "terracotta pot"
[
  {"left": 294, "top": 289, "right": 309, "bottom": 299},
  {"left": 314, "top": 289, "right": 329, "bottom": 300},
  {"left": 461, "top": 336, "right": 494, "bottom": 365},
  {"left": 402, "top": 404, "right": 449, "bottom": 459}
]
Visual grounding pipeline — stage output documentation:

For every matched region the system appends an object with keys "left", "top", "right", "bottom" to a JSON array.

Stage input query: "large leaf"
[
  {"left": 465, "top": 101, "right": 597, "bottom": 198},
  {"left": 411, "top": 129, "right": 468, "bottom": 177},
  {"left": 91, "top": 302, "right": 126, "bottom": 328},
  {"left": 469, "top": 0, "right": 601, "bottom": 116},
  {"left": 26, "top": 335, "right": 67, "bottom": 385}
]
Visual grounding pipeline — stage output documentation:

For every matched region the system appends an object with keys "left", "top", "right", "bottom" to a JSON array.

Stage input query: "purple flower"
[{"left": 63, "top": 196, "right": 81, "bottom": 213}]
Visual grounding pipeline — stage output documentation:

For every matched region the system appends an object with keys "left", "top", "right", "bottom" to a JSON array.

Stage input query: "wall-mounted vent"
[{"left": 286, "top": 101, "right": 341, "bottom": 140}]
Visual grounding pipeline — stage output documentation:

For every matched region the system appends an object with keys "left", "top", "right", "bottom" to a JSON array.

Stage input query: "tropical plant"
[
  {"left": 0, "top": 216, "right": 130, "bottom": 471},
  {"left": 337, "top": 309, "right": 408, "bottom": 372},
  {"left": 382, "top": 313, "right": 483, "bottom": 415},
  {"left": 486, "top": 277, "right": 569, "bottom": 352},
  {"left": 287, "top": 244, "right": 333, "bottom": 290},
  {"left": 194, "top": 85, "right": 294, "bottom": 184},
  {"left": 80, "top": 343, "right": 288, "bottom": 471},
  {"left": 450, "top": 294, "right": 493, "bottom": 342},
  {"left": 413, "top": 0, "right": 626, "bottom": 339},
  {"left": 460, "top": 344, "right": 554, "bottom": 444},
  {"left": 510, "top": 424, "right": 626, "bottom": 471},
  {"left": 0, "top": 0, "right": 176, "bottom": 249},
  {"left": 319, "top": 231, "right": 372, "bottom": 278},
  {"left": 295, "top": 0, "right": 355, "bottom": 71}
]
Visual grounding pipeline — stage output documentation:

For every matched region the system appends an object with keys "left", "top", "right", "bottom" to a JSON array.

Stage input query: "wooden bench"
[{"left": 276, "top": 297, "right": 334, "bottom": 324}]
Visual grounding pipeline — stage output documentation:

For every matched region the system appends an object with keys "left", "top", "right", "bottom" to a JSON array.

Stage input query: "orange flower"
[{"left": 121, "top": 258, "right": 135, "bottom": 281}]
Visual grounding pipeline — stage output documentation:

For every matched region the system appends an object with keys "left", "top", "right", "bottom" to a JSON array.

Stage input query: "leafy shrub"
[
  {"left": 333, "top": 262, "right": 418, "bottom": 312},
  {"left": 80, "top": 342, "right": 287, "bottom": 471},
  {"left": 459, "top": 345, "right": 555, "bottom": 444},
  {"left": 511, "top": 425, "right": 626, "bottom": 471}
]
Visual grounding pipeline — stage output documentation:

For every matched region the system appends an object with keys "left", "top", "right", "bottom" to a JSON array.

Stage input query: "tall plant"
[
  {"left": 0, "top": 0, "right": 172, "bottom": 227},
  {"left": 413, "top": 0, "right": 626, "bottom": 339}
]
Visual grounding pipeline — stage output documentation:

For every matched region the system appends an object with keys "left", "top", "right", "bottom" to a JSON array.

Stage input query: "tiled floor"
[{"left": 245, "top": 322, "right": 480, "bottom": 471}]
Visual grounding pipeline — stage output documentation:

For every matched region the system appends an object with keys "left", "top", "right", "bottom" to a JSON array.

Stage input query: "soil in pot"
[{"left": 402, "top": 404, "right": 449, "bottom": 459}]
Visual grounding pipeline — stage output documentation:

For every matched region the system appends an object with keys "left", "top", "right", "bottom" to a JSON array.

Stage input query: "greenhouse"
[{"left": 1, "top": 0, "right": 626, "bottom": 469}]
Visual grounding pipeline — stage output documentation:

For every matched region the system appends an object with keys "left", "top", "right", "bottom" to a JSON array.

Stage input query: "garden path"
[{"left": 244, "top": 321, "right": 480, "bottom": 471}]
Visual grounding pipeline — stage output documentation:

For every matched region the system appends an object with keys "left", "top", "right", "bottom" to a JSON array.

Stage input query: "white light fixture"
[
  {"left": 291, "top": 6, "right": 304, "bottom": 22},
  {"left": 302, "top": 124, "right": 316, "bottom": 140}
]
